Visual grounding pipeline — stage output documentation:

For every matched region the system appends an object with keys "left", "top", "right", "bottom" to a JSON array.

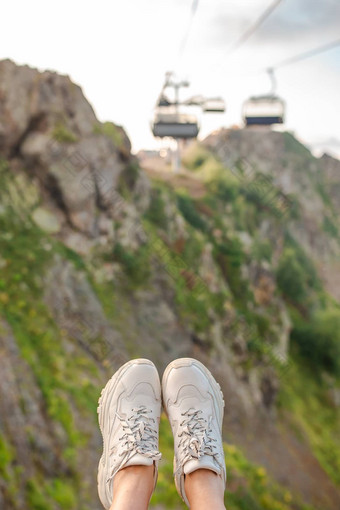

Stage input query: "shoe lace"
[
  {"left": 176, "top": 408, "right": 222, "bottom": 473},
  {"left": 107, "top": 405, "right": 161, "bottom": 482}
]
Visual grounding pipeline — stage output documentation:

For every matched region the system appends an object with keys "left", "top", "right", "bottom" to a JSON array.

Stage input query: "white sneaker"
[
  {"left": 97, "top": 359, "right": 162, "bottom": 509},
  {"left": 162, "top": 358, "right": 226, "bottom": 507}
]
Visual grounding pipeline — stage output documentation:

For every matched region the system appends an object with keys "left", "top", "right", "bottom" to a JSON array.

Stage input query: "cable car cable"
[
  {"left": 176, "top": 0, "right": 200, "bottom": 68},
  {"left": 224, "top": 0, "right": 284, "bottom": 57},
  {"left": 209, "top": 0, "right": 284, "bottom": 81},
  {"left": 269, "top": 37, "right": 340, "bottom": 70},
  {"left": 243, "top": 38, "right": 340, "bottom": 127}
]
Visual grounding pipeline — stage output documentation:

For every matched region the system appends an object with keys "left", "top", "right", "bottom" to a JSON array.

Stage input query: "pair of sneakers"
[{"left": 97, "top": 358, "right": 226, "bottom": 508}]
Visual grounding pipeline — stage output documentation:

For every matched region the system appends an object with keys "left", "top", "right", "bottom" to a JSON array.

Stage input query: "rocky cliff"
[{"left": 0, "top": 59, "right": 340, "bottom": 510}]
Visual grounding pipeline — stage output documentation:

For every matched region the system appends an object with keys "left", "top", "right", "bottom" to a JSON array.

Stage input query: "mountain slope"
[{"left": 1, "top": 59, "right": 340, "bottom": 510}]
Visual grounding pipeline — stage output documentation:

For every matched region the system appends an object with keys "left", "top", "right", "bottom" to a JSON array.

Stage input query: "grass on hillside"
[
  {"left": 151, "top": 416, "right": 317, "bottom": 510},
  {"left": 0, "top": 197, "right": 100, "bottom": 508},
  {"left": 278, "top": 358, "right": 340, "bottom": 488},
  {"left": 1, "top": 153, "right": 340, "bottom": 510}
]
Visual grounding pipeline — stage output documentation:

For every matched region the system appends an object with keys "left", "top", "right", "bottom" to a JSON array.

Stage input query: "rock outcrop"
[{"left": 0, "top": 58, "right": 137, "bottom": 238}]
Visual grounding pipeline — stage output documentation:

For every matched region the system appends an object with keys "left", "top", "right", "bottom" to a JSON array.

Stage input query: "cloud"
[
  {"left": 253, "top": 0, "right": 340, "bottom": 43},
  {"left": 206, "top": 0, "right": 340, "bottom": 48}
]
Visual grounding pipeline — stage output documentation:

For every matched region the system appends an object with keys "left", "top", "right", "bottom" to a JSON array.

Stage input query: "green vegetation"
[
  {"left": 224, "top": 442, "right": 316, "bottom": 510},
  {"left": 232, "top": 195, "right": 258, "bottom": 233},
  {"left": 275, "top": 232, "right": 340, "bottom": 377},
  {"left": 25, "top": 477, "right": 77, "bottom": 510},
  {"left": 26, "top": 479, "right": 53, "bottom": 510},
  {"left": 0, "top": 214, "right": 94, "bottom": 446},
  {"left": 208, "top": 171, "right": 240, "bottom": 202},
  {"left": 46, "top": 478, "right": 77, "bottom": 509},
  {"left": 143, "top": 227, "right": 217, "bottom": 332},
  {"left": 93, "top": 121, "right": 123, "bottom": 147},
  {"left": 291, "top": 307, "right": 340, "bottom": 376},
  {"left": 242, "top": 173, "right": 294, "bottom": 220},
  {"left": 0, "top": 434, "right": 13, "bottom": 480},
  {"left": 1, "top": 126, "right": 340, "bottom": 510},
  {"left": 276, "top": 248, "right": 309, "bottom": 304},
  {"left": 276, "top": 240, "right": 320, "bottom": 306},
  {"left": 182, "top": 142, "right": 211, "bottom": 171},
  {"left": 113, "top": 242, "right": 151, "bottom": 287},
  {"left": 283, "top": 132, "right": 314, "bottom": 160},
  {"left": 151, "top": 416, "right": 186, "bottom": 508},
  {"left": 52, "top": 123, "right": 78, "bottom": 143},
  {"left": 117, "top": 161, "right": 140, "bottom": 197},
  {"left": 0, "top": 434, "right": 19, "bottom": 505},
  {"left": 323, "top": 215, "right": 339, "bottom": 239},
  {"left": 214, "top": 237, "right": 251, "bottom": 303},
  {"left": 0, "top": 166, "right": 100, "bottom": 508},
  {"left": 278, "top": 360, "right": 340, "bottom": 487},
  {"left": 251, "top": 237, "right": 273, "bottom": 263},
  {"left": 177, "top": 193, "right": 209, "bottom": 233},
  {"left": 151, "top": 416, "right": 318, "bottom": 510},
  {"left": 144, "top": 187, "right": 168, "bottom": 229}
]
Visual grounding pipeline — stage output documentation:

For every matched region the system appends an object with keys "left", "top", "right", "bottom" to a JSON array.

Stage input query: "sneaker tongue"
[
  {"left": 124, "top": 453, "right": 154, "bottom": 468},
  {"left": 184, "top": 456, "right": 220, "bottom": 476}
]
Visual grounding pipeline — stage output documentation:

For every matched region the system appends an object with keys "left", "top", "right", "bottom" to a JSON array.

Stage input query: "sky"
[{"left": 1, "top": 0, "right": 340, "bottom": 157}]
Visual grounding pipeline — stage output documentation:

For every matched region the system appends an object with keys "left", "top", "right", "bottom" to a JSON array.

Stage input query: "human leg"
[
  {"left": 162, "top": 358, "right": 226, "bottom": 508},
  {"left": 97, "top": 359, "right": 162, "bottom": 510},
  {"left": 184, "top": 468, "right": 226, "bottom": 510},
  {"left": 109, "top": 465, "right": 154, "bottom": 510}
]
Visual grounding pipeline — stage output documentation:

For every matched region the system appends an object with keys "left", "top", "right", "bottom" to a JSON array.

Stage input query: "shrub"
[
  {"left": 93, "top": 121, "right": 123, "bottom": 147},
  {"left": 0, "top": 434, "right": 13, "bottom": 480},
  {"left": 214, "top": 238, "right": 251, "bottom": 301},
  {"left": 209, "top": 173, "right": 240, "bottom": 202},
  {"left": 181, "top": 235, "right": 204, "bottom": 263},
  {"left": 113, "top": 243, "right": 150, "bottom": 286},
  {"left": 231, "top": 196, "right": 257, "bottom": 233},
  {"left": 198, "top": 156, "right": 225, "bottom": 182},
  {"left": 46, "top": 479, "right": 77, "bottom": 509},
  {"left": 252, "top": 238, "right": 273, "bottom": 262},
  {"left": 144, "top": 188, "right": 167, "bottom": 229},
  {"left": 276, "top": 249, "right": 306, "bottom": 303},
  {"left": 291, "top": 308, "right": 340, "bottom": 376},
  {"left": 182, "top": 143, "right": 210, "bottom": 171},
  {"left": 52, "top": 123, "right": 78, "bottom": 143},
  {"left": 26, "top": 480, "right": 52, "bottom": 510},
  {"left": 177, "top": 194, "right": 208, "bottom": 232},
  {"left": 323, "top": 216, "right": 338, "bottom": 239},
  {"left": 276, "top": 244, "right": 320, "bottom": 304},
  {"left": 116, "top": 162, "right": 140, "bottom": 199}
]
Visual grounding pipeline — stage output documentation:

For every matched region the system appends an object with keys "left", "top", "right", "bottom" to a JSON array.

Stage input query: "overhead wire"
[
  {"left": 269, "top": 37, "right": 340, "bottom": 70},
  {"left": 166, "top": 0, "right": 340, "bottom": 126},
  {"left": 224, "top": 0, "right": 285, "bottom": 57},
  {"left": 175, "top": 0, "right": 284, "bottom": 87},
  {"left": 209, "top": 0, "right": 285, "bottom": 81},
  {"left": 176, "top": 0, "right": 200, "bottom": 70},
  {"left": 211, "top": 2, "right": 340, "bottom": 91}
]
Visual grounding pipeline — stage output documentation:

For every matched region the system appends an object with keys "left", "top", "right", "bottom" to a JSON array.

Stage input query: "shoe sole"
[{"left": 97, "top": 358, "right": 156, "bottom": 508}]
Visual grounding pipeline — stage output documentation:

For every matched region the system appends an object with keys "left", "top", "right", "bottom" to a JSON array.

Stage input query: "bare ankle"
[
  {"left": 110, "top": 465, "right": 154, "bottom": 510},
  {"left": 185, "top": 469, "right": 226, "bottom": 510}
]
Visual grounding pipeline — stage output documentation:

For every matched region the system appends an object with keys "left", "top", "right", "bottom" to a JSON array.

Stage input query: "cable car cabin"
[
  {"left": 203, "top": 98, "right": 226, "bottom": 113},
  {"left": 152, "top": 109, "right": 199, "bottom": 139},
  {"left": 243, "top": 95, "right": 285, "bottom": 126}
]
